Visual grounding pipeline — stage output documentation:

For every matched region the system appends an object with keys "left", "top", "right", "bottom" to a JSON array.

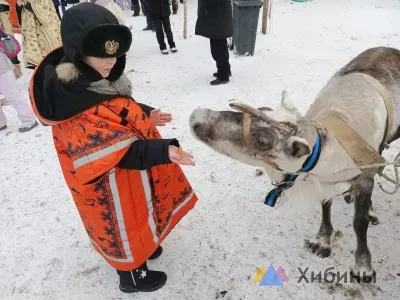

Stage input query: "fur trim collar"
[
  {"left": 55, "top": 61, "right": 132, "bottom": 97},
  {"left": 56, "top": 62, "right": 80, "bottom": 83}
]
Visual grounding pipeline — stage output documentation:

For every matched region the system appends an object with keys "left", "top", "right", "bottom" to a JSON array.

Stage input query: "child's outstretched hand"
[
  {"left": 150, "top": 109, "right": 172, "bottom": 126},
  {"left": 169, "top": 146, "right": 195, "bottom": 166}
]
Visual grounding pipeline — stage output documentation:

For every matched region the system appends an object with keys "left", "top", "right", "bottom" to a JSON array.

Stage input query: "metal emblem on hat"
[{"left": 105, "top": 40, "right": 119, "bottom": 55}]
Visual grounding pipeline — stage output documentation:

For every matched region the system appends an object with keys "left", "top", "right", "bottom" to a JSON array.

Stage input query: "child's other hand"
[
  {"left": 150, "top": 109, "right": 172, "bottom": 126},
  {"left": 169, "top": 146, "right": 195, "bottom": 166}
]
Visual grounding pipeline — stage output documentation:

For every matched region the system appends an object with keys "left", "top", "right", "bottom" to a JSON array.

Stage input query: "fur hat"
[{"left": 60, "top": 2, "right": 132, "bottom": 81}]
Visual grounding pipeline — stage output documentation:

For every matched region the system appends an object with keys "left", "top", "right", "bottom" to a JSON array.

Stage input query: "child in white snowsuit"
[{"left": 0, "top": 51, "right": 37, "bottom": 132}]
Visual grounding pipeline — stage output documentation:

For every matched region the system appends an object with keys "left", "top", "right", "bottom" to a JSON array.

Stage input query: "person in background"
[
  {"left": 53, "top": 0, "right": 62, "bottom": 19},
  {"left": 131, "top": 0, "right": 141, "bottom": 16},
  {"left": 0, "top": 0, "right": 22, "bottom": 78},
  {"left": 16, "top": 0, "right": 62, "bottom": 69},
  {"left": 0, "top": 45, "right": 38, "bottom": 132},
  {"left": 60, "top": 0, "right": 67, "bottom": 14},
  {"left": 116, "top": 0, "right": 131, "bottom": 10},
  {"left": 142, "top": 0, "right": 154, "bottom": 31},
  {"left": 150, "top": 0, "right": 177, "bottom": 54},
  {"left": 195, "top": 0, "right": 233, "bottom": 85},
  {"left": 170, "top": 0, "right": 177, "bottom": 14}
]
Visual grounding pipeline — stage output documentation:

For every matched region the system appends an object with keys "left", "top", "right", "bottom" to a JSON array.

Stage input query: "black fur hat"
[{"left": 61, "top": 2, "right": 132, "bottom": 81}]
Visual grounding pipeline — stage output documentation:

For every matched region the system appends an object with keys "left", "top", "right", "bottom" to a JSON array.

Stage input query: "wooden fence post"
[
  {"left": 261, "top": 0, "right": 270, "bottom": 34},
  {"left": 183, "top": 0, "right": 188, "bottom": 39}
]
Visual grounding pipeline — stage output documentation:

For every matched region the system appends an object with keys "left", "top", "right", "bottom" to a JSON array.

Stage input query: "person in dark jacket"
[
  {"left": 150, "top": 0, "right": 177, "bottom": 54},
  {"left": 195, "top": 0, "right": 233, "bottom": 85},
  {"left": 29, "top": 2, "right": 198, "bottom": 294}
]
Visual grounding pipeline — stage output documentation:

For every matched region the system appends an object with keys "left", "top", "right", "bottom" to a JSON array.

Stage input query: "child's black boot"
[{"left": 117, "top": 261, "right": 167, "bottom": 293}]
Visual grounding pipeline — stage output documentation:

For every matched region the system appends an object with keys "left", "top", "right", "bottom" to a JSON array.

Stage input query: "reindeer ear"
[
  {"left": 281, "top": 91, "right": 300, "bottom": 116},
  {"left": 284, "top": 136, "right": 311, "bottom": 158}
]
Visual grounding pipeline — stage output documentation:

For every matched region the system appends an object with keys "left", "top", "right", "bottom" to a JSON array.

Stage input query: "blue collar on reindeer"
[{"left": 264, "top": 133, "right": 322, "bottom": 207}]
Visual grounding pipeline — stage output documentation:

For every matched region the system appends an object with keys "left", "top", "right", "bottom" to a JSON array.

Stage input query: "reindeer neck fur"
[
  {"left": 267, "top": 123, "right": 363, "bottom": 210},
  {"left": 267, "top": 69, "right": 396, "bottom": 208},
  {"left": 263, "top": 76, "right": 389, "bottom": 207}
]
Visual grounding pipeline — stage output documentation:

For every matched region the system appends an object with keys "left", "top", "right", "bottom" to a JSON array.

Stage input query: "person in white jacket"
[{"left": 0, "top": 51, "right": 38, "bottom": 132}]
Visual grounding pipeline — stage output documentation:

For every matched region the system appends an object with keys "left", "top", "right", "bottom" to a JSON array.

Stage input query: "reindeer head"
[{"left": 189, "top": 91, "right": 318, "bottom": 173}]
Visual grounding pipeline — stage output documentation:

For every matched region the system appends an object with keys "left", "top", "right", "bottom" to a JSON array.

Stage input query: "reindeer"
[{"left": 189, "top": 47, "right": 400, "bottom": 282}]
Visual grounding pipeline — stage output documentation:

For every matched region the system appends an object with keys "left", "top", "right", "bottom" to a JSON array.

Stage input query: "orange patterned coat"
[{"left": 31, "top": 68, "right": 198, "bottom": 271}]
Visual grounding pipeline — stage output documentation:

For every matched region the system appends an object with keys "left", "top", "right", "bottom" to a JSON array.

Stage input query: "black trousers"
[
  {"left": 153, "top": 16, "right": 175, "bottom": 50},
  {"left": 210, "top": 38, "right": 231, "bottom": 80},
  {"left": 132, "top": 0, "right": 140, "bottom": 13}
]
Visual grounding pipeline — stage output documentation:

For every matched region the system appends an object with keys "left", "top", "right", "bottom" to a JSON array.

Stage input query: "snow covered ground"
[{"left": 1, "top": 0, "right": 400, "bottom": 299}]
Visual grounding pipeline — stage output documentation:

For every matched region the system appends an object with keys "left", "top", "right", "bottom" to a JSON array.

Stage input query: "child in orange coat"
[{"left": 29, "top": 3, "right": 198, "bottom": 293}]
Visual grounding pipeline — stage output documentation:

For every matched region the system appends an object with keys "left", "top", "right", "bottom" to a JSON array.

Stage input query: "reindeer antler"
[
  {"left": 229, "top": 102, "right": 298, "bottom": 135},
  {"left": 229, "top": 103, "right": 272, "bottom": 122}
]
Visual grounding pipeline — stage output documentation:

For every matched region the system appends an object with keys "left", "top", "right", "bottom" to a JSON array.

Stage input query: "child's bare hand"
[
  {"left": 169, "top": 146, "right": 195, "bottom": 166},
  {"left": 150, "top": 109, "right": 172, "bottom": 126}
]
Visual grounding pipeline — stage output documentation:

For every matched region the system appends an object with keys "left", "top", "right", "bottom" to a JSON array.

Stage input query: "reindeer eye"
[
  {"left": 254, "top": 135, "right": 270, "bottom": 149},
  {"left": 252, "top": 129, "right": 276, "bottom": 151},
  {"left": 255, "top": 137, "right": 265, "bottom": 146}
]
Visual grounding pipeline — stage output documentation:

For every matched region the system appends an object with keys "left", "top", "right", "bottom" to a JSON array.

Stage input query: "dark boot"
[
  {"left": 117, "top": 262, "right": 167, "bottom": 293},
  {"left": 0, "top": 125, "right": 7, "bottom": 131},
  {"left": 213, "top": 71, "right": 231, "bottom": 78},
  {"left": 149, "top": 246, "right": 163, "bottom": 260},
  {"left": 210, "top": 78, "right": 230, "bottom": 86}
]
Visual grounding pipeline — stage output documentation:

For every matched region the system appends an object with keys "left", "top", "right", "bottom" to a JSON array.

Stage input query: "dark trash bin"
[{"left": 232, "top": 0, "right": 264, "bottom": 56}]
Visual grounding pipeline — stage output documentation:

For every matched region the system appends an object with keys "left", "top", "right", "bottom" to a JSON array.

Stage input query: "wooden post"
[
  {"left": 261, "top": 0, "right": 270, "bottom": 34},
  {"left": 183, "top": 0, "right": 188, "bottom": 39}
]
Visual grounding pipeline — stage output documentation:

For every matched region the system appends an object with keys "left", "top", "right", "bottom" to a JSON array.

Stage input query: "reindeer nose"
[
  {"left": 192, "top": 123, "right": 201, "bottom": 133},
  {"left": 189, "top": 108, "right": 213, "bottom": 139}
]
